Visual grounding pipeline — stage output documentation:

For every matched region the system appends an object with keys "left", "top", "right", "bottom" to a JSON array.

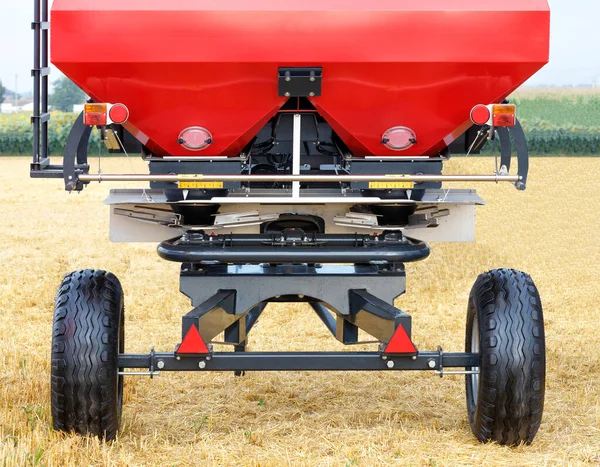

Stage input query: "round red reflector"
[
  {"left": 382, "top": 127, "right": 417, "bottom": 151},
  {"left": 178, "top": 127, "right": 213, "bottom": 151},
  {"left": 470, "top": 105, "right": 491, "bottom": 126},
  {"left": 109, "top": 104, "right": 129, "bottom": 124}
]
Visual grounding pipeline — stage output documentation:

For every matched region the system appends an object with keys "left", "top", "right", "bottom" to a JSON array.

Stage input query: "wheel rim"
[{"left": 469, "top": 313, "right": 480, "bottom": 405}]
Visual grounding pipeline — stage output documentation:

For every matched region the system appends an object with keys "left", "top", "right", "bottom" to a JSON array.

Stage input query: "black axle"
[{"left": 118, "top": 351, "right": 478, "bottom": 372}]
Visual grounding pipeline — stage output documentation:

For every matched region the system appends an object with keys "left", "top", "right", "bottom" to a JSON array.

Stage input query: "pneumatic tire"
[
  {"left": 51, "top": 270, "right": 124, "bottom": 440},
  {"left": 465, "top": 269, "right": 545, "bottom": 446}
]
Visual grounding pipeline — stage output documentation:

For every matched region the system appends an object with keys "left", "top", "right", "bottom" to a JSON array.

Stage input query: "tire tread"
[
  {"left": 51, "top": 269, "right": 123, "bottom": 440},
  {"left": 466, "top": 268, "right": 545, "bottom": 446}
]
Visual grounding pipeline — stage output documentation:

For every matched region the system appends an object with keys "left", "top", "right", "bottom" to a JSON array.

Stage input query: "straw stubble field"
[{"left": 0, "top": 157, "right": 599, "bottom": 466}]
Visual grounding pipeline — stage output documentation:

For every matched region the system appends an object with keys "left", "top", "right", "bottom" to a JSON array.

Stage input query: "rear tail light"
[
  {"left": 84, "top": 103, "right": 129, "bottom": 126},
  {"left": 84, "top": 103, "right": 108, "bottom": 126},
  {"left": 109, "top": 103, "right": 129, "bottom": 124},
  {"left": 491, "top": 104, "right": 516, "bottom": 127},
  {"left": 470, "top": 105, "right": 491, "bottom": 126},
  {"left": 470, "top": 103, "right": 516, "bottom": 127}
]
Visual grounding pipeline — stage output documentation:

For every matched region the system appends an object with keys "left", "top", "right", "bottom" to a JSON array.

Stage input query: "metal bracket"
[
  {"left": 63, "top": 112, "right": 92, "bottom": 191},
  {"left": 278, "top": 67, "right": 322, "bottom": 97},
  {"left": 114, "top": 206, "right": 181, "bottom": 227},
  {"left": 181, "top": 290, "right": 239, "bottom": 343},
  {"left": 494, "top": 118, "right": 530, "bottom": 191},
  {"left": 30, "top": 110, "right": 92, "bottom": 188},
  {"left": 118, "top": 346, "right": 161, "bottom": 377},
  {"left": 510, "top": 119, "right": 529, "bottom": 191},
  {"left": 346, "top": 289, "right": 412, "bottom": 343},
  {"left": 333, "top": 212, "right": 380, "bottom": 229},
  {"left": 433, "top": 346, "right": 479, "bottom": 377},
  {"left": 333, "top": 206, "right": 450, "bottom": 231},
  {"left": 213, "top": 211, "right": 279, "bottom": 229}
]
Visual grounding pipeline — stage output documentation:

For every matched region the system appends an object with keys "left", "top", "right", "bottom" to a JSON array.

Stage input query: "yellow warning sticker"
[
  {"left": 369, "top": 181, "right": 414, "bottom": 189},
  {"left": 178, "top": 181, "right": 224, "bottom": 189}
]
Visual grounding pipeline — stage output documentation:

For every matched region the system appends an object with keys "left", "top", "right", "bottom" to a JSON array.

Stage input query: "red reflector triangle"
[
  {"left": 384, "top": 325, "right": 417, "bottom": 354},
  {"left": 177, "top": 325, "right": 209, "bottom": 354}
]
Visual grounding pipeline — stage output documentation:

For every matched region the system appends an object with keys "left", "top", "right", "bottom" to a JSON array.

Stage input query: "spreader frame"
[
  {"left": 113, "top": 248, "right": 479, "bottom": 377},
  {"left": 182, "top": 260, "right": 414, "bottom": 343}
]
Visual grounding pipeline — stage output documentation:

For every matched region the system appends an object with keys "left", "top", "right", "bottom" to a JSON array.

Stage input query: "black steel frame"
[
  {"left": 178, "top": 262, "right": 410, "bottom": 343},
  {"left": 119, "top": 351, "right": 478, "bottom": 372},
  {"left": 114, "top": 259, "right": 479, "bottom": 374},
  {"left": 31, "top": 0, "right": 50, "bottom": 170}
]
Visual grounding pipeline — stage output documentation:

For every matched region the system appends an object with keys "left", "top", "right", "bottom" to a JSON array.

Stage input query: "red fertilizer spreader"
[{"left": 31, "top": 0, "right": 550, "bottom": 445}]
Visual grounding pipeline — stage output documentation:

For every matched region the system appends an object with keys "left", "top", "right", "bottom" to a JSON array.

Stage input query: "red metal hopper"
[{"left": 51, "top": 0, "right": 550, "bottom": 158}]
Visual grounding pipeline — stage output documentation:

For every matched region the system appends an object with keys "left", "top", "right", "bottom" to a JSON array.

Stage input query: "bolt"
[
  {"left": 387, "top": 360, "right": 395, "bottom": 369},
  {"left": 176, "top": 356, "right": 181, "bottom": 361},
  {"left": 309, "top": 76, "right": 316, "bottom": 82},
  {"left": 411, "top": 355, "right": 417, "bottom": 361},
  {"left": 427, "top": 359, "right": 436, "bottom": 369},
  {"left": 156, "top": 360, "right": 165, "bottom": 369},
  {"left": 206, "top": 356, "right": 212, "bottom": 361},
  {"left": 381, "top": 355, "right": 388, "bottom": 360},
  {"left": 309, "top": 92, "right": 315, "bottom": 97},
  {"left": 284, "top": 92, "right": 291, "bottom": 97},
  {"left": 285, "top": 76, "right": 291, "bottom": 82},
  {"left": 198, "top": 361, "right": 207, "bottom": 369}
]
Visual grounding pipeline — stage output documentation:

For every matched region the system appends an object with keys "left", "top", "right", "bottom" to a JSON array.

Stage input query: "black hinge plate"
[{"left": 278, "top": 67, "right": 322, "bottom": 97}]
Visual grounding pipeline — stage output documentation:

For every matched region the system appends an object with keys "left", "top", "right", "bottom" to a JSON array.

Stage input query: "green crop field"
[
  {"left": 516, "top": 96, "right": 600, "bottom": 127},
  {"left": 506, "top": 89, "right": 600, "bottom": 154},
  {"left": 0, "top": 111, "right": 104, "bottom": 156},
  {"left": 1, "top": 88, "right": 599, "bottom": 155}
]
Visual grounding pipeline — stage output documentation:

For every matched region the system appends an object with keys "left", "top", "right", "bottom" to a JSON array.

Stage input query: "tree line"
[{"left": 0, "top": 76, "right": 85, "bottom": 111}]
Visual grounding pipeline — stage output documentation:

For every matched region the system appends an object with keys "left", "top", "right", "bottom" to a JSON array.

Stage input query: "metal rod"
[
  {"left": 118, "top": 371, "right": 161, "bottom": 376},
  {"left": 292, "top": 113, "right": 301, "bottom": 197},
  {"left": 434, "top": 370, "right": 479, "bottom": 375},
  {"left": 79, "top": 173, "right": 520, "bottom": 183}
]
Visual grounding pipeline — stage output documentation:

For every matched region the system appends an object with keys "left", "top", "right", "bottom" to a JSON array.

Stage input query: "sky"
[{"left": 0, "top": 0, "right": 598, "bottom": 95}]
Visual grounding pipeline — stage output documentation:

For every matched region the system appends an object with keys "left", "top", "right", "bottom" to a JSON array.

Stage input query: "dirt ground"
[{"left": 0, "top": 157, "right": 599, "bottom": 466}]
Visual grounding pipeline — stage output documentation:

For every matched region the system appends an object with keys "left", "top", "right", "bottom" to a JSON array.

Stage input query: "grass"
[{"left": 0, "top": 156, "right": 599, "bottom": 466}]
